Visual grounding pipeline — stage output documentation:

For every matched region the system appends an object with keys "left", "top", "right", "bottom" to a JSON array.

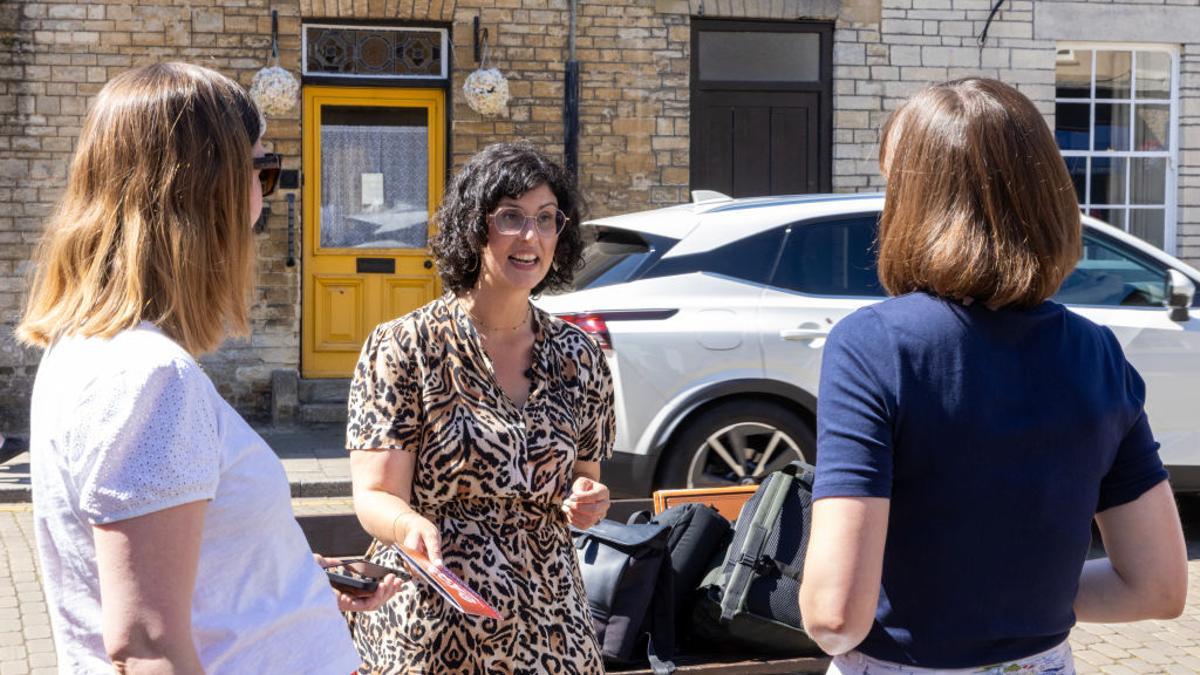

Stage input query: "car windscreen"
[{"left": 570, "top": 225, "right": 675, "bottom": 290}]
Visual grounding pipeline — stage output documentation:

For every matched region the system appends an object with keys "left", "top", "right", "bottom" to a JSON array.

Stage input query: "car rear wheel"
[{"left": 659, "top": 400, "right": 815, "bottom": 490}]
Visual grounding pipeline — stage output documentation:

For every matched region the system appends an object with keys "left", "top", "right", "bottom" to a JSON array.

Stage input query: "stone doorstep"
[
  {"left": 0, "top": 484, "right": 31, "bottom": 504},
  {"left": 289, "top": 477, "right": 351, "bottom": 499}
]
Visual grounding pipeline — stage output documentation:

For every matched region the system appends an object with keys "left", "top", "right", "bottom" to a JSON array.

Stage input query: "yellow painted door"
[{"left": 302, "top": 86, "right": 445, "bottom": 378}]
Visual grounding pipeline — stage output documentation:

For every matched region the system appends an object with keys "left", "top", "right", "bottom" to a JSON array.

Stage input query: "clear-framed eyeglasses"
[{"left": 488, "top": 206, "right": 569, "bottom": 237}]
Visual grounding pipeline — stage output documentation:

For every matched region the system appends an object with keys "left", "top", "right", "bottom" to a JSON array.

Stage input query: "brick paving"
[{"left": 2, "top": 490, "right": 1199, "bottom": 672}]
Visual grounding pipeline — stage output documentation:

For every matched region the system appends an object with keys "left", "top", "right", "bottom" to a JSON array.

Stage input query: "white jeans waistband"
[{"left": 828, "top": 640, "right": 1074, "bottom": 675}]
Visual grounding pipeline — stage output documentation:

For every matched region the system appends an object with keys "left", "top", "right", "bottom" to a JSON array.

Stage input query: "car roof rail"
[{"left": 691, "top": 190, "right": 732, "bottom": 204}]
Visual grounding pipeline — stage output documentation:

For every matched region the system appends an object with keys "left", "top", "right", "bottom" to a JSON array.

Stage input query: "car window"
[
  {"left": 1054, "top": 233, "right": 1168, "bottom": 307},
  {"left": 771, "top": 214, "right": 885, "bottom": 297},
  {"left": 570, "top": 226, "right": 674, "bottom": 291},
  {"left": 641, "top": 227, "right": 785, "bottom": 285}
]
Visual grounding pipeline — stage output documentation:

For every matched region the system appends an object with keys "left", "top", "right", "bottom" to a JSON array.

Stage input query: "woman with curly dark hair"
[{"left": 344, "top": 141, "right": 614, "bottom": 673}]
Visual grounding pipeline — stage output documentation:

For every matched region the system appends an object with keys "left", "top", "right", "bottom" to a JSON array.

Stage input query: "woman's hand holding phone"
[{"left": 314, "top": 554, "right": 403, "bottom": 612}]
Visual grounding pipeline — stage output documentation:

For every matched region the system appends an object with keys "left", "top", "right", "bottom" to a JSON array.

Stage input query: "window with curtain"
[{"left": 319, "top": 106, "right": 429, "bottom": 249}]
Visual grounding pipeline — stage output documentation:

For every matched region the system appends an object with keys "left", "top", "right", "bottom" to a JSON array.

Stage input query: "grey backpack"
[{"left": 691, "top": 461, "right": 822, "bottom": 655}]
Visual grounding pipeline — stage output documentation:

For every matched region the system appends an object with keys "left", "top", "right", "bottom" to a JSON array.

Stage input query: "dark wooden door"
[
  {"left": 693, "top": 91, "right": 822, "bottom": 197},
  {"left": 690, "top": 20, "right": 832, "bottom": 198}
]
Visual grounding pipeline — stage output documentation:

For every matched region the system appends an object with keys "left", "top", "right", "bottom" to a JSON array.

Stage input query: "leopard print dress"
[{"left": 345, "top": 294, "right": 614, "bottom": 674}]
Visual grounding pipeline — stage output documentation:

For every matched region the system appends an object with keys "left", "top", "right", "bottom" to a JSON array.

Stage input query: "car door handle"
[{"left": 780, "top": 327, "right": 830, "bottom": 341}]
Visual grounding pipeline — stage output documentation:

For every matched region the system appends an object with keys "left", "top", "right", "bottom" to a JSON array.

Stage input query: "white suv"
[{"left": 538, "top": 192, "right": 1200, "bottom": 498}]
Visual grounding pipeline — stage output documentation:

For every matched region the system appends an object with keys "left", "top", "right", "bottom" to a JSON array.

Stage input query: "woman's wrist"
[
  {"left": 387, "top": 507, "right": 419, "bottom": 545},
  {"left": 390, "top": 512, "right": 405, "bottom": 545}
]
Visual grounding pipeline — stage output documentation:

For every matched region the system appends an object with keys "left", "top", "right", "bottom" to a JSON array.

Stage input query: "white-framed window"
[
  {"left": 1054, "top": 43, "right": 1179, "bottom": 252},
  {"left": 302, "top": 24, "right": 448, "bottom": 80}
]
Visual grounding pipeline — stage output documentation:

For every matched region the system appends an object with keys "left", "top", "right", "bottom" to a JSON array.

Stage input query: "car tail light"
[
  {"left": 555, "top": 309, "right": 677, "bottom": 352},
  {"left": 557, "top": 313, "right": 613, "bottom": 351}
]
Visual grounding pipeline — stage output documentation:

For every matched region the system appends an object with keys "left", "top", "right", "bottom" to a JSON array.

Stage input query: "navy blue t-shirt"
[{"left": 813, "top": 292, "right": 1168, "bottom": 668}]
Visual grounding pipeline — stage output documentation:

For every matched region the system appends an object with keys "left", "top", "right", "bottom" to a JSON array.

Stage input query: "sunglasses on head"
[{"left": 254, "top": 153, "right": 282, "bottom": 197}]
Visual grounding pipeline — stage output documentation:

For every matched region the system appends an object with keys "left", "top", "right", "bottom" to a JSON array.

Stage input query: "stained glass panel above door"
[{"left": 303, "top": 25, "right": 447, "bottom": 79}]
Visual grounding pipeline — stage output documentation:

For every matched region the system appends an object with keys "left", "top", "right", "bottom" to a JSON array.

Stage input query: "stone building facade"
[{"left": 2, "top": 0, "right": 1198, "bottom": 434}]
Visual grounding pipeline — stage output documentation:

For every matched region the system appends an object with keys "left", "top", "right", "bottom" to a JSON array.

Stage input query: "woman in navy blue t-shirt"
[{"left": 798, "top": 78, "right": 1188, "bottom": 674}]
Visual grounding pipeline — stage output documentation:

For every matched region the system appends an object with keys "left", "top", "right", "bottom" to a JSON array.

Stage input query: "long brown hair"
[
  {"left": 17, "top": 62, "right": 262, "bottom": 354},
  {"left": 877, "top": 78, "right": 1081, "bottom": 309}
]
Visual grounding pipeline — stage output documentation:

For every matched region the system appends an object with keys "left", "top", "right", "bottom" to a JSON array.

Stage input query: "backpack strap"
[
  {"left": 765, "top": 558, "right": 805, "bottom": 581},
  {"left": 627, "top": 510, "right": 653, "bottom": 525},
  {"left": 645, "top": 539, "right": 677, "bottom": 674},
  {"left": 719, "top": 470, "right": 795, "bottom": 623}
]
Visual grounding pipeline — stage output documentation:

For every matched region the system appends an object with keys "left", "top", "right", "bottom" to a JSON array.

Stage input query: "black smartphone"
[{"left": 323, "top": 559, "right": 396, "bottom": 597}]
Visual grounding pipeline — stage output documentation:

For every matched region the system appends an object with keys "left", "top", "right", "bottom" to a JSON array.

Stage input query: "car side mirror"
[{"left": 1166, "top": 269, "right": 1194, "bottom": 322}]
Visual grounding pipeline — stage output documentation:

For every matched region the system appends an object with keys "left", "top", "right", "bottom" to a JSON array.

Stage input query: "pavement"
[
  {"left": 0, "top": 425, "right": 353, "bottom": 503},
  {"left": 3, "top": 432, "right": 1200, "bottom": 672}
]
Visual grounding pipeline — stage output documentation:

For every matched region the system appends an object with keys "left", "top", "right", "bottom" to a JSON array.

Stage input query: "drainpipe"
[{"left": 563, "top": 0, "right": 580, "bottom": 184}]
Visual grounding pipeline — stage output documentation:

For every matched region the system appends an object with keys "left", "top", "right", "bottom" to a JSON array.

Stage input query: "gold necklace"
[{"left": 461, "top": 299, "right": 531, "bottom": 332}]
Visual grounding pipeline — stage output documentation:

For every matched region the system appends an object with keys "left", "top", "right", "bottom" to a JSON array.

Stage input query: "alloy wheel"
[{"left": 685, "top": 422, "right": 805, "bottom": 488}]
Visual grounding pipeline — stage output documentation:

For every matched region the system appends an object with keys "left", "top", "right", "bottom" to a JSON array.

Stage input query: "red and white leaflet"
[{"left": 393, "top": 545, "right": 501, "bottom": 620}]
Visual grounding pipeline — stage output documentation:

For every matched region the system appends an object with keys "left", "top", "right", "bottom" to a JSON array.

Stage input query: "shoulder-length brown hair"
[
  {"left": 877, "top": 77, "right": 1081, "bottom": 309},
  {"left": 16, "top": 62, "right": 261, "bottom": 354}
]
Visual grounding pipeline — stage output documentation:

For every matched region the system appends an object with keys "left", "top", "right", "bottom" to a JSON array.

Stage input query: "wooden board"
[{"left": 652, "top": 485, "right": 759, "bottom": 521}]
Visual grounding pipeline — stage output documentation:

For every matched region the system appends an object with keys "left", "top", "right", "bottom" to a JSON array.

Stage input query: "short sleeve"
[
  {"left": 575, "top": 340, "right": 616, "bottom": 463},
  {"left": 346, "top": 323, "right": 423, "bottom": 452},
  {"left": 812, "top": 307, "right": 898, "bottom": 501},
  {"left": 76, "top": 360, "right": 220, "bottom": 525},
  {"left": 1097, "top": 355, "right": 1169, "bottom": 512}
]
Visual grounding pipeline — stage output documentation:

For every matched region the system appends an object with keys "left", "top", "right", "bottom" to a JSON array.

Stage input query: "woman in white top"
[{"left": 16, "top": 62, "right": 399, "bottom": 674}]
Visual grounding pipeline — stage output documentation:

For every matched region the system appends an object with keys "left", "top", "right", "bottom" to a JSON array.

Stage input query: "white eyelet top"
[{"left": 29, "top": 323, "right": 360, "bottom": 674}]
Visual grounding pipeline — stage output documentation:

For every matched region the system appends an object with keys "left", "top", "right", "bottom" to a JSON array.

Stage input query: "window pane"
[
  {"left": 1094, "top": 103, "right": 1131, "bottom": 151},
  {"left": 1135, "top": 104, "right": 1170, "bottom": 151},
  {"left": 1055, "top": 48, "right": 1092, "bottom": 98},
  {"left": 698, "top": 31, "right": 820, "bottom": 82},
  {"left": 1130, "top": 157, "right": 1167, "bottom": 205},
  {"left": 319, "top": 106, "right": 430, "bottom": 249},
  {"left": 1054, "top": 102, "right": 1091, "bottom": 151},
  {"left": 1064, "top": 156, "right": 1087, "bottom": 204},
  {"left": 1130, "top": 209, "right": 1166, "bottom": 249},
  {"left": 1136, "top": 51, "right": 1171, "bottom": 99},
  {"left": 1088, "top": 208, "right": 1126, "bottom": 230},
  {"left": 1055, "top": 234, "right": 1166, "bottom": 306},
  {"left": 1089, "top": 157, "right": 1127, "bottom": 206},
  {"left": 1095, "top": 51, "right": 1132, "bottom": 99},
  {"left": 573, "top": 227, "right": 671, "bottom": 290},
  {"left": 772, "top": 216, "right": 884, "bottom": 297},
  {"left": 643, "top": 228, "right": 785, "bottom": 284}
]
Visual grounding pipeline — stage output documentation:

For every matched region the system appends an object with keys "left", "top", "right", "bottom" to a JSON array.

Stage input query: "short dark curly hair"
[{"left": 431, "top": 141, "right": 586, "bottom": 296}]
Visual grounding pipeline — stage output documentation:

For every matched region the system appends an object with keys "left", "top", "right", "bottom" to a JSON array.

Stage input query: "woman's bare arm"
[
  {"left": 1075, "top": 480, "right": 1187, "bottom": 622},
  {"left": 94, "top": 502, "right": 207, "bottom": 674},
  {"left": 799, "top": 496, "right": 890, "bottom": 655}
]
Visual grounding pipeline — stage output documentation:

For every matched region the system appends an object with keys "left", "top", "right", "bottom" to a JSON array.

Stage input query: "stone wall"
[{"left": 0, "top": 1, "right": 308, "bottom": 432}]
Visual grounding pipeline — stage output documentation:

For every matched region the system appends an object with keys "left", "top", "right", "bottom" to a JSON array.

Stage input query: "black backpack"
[
  {"left": 573, "top": 519, "right": 676, "bottom": 672},
  {"left": 573, "top": 503, "right": 733, "bottom": 673},
  {"left": 630, "top": 503, "right": 733, "bottom": 628},
  {"left": 692, "top": 461, "right": 822, "bottom": 655}
]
